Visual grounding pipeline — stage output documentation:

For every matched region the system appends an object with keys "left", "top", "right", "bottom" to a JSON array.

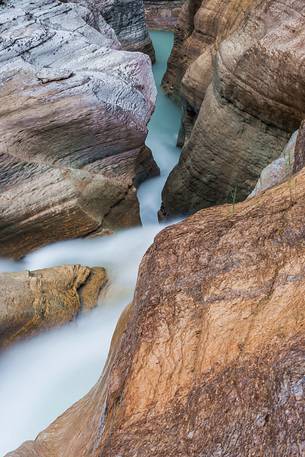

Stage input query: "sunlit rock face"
[
  {"left": 0, "top": 265, "right": 107, "bottom": 349},
  {"left": 0, "top": 0, "right": 158, "bottom": 259},
  {"left": 160, "top": 0, "right": 305, "bottom": 218},
  {"left": 9, "top": 159, "right": 305, "bottom": 457}
]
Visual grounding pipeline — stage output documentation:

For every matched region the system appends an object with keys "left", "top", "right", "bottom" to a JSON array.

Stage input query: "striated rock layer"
[
  {"left": 0, "top": 265, "right": 107, "bottom": 350},
  {"left": 161, "top": 0, "right": 305, "bottom": 218},
  {"left": 85, "top": 0, "right": 156, "bottom": 60},
  {"left": 9, "top": 161, "right": 305, "bottom": 456},
  {"left": 144, "top": 1, "right": 183, "bottom": 31},
  {"left": 0, "top": 0, "right": 158, "bottom": 259}
]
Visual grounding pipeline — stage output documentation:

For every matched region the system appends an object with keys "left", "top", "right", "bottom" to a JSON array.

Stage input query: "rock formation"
[
  {"left": 0, "top": 265, "right": 107, "bottom": 350},
  {"left": 294, "top": 121, "right": 305, "bottom": 174},
  {"left": 144, "top": 1, "right": 183, "bottom": 31},
  {"left": 9, "top": 158, "right": 305, "bottom": 456},
  {"left": 0, "top": 0, "right": 158, "bottom": 259},
  {"left": 81, "top": 0, "right": 156, "bottom": 60},
  {"left": 160, "top": 0, "right": 305, "bottom": 218},
  {"left": 249, "top": 131, "right": 298, "bottom": 198}
]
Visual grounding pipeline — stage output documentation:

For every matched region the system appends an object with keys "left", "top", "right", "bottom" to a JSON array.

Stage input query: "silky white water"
[{"left": 0, "top": 31, "right": 181, "bottom": 456}]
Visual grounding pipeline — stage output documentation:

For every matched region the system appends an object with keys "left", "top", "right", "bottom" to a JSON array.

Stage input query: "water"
[
  {"left": 138, "top": 31, "right": 181, "bottom": 224},
  {"left": 0, "top": 31, "right": 181, "bottom": 456}
]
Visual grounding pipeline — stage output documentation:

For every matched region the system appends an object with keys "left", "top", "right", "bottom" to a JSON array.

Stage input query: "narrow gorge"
[{"left": 0, "top": 1, "right": 304, "bottom": 456}]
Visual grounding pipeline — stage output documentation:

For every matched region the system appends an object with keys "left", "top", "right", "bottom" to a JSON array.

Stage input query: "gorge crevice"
[{"left": 1, "top": 1, "right": 305, "bottom": 457}]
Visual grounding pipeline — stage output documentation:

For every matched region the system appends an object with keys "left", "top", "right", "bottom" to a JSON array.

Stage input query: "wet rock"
[
  {"left": 0, "top": 0, "right": 158, "bottom": 258},
  {"left": 161, "top": 0, "right": 305, "bottom": 217},
  {"left": 0, "top": 265, "right": 108, "bottom": 350},
  {"left": 9, "top": 158, "right": 305, "bottom": 457}
]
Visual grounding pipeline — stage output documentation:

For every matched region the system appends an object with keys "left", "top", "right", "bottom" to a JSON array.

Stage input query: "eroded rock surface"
[
  {"left": 9, "top": 162, "right": 305, "bottom": 456},
  {"left": 161, "top": 0, "right": 305, "bottom": 218},
  {"left": 249, "top": 130, "right": 298, "bottom": 198},
  {"left": 144, "top": 1, "right": 183, "bottom": 31},
  {"left": 0, "top": 265, "right": 107, "bottom": 349},
  {"left": 81, "top": 0, "right": 156, "bottom": 60},
  {"left": 0, "top": 0, "right": 158, "bottom": 258}
]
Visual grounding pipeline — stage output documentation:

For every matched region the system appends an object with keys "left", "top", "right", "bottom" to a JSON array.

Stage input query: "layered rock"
[
  {"left": 144, "top": 1, "right": 183, "bottom": 31},
  {"left": 0, "top": 265, "right": 107, "bottom": 349},
  {"left": 161, "top": 0, "right": 305, "bottom": 218},
  {"left": 83, "top": 0, "right": 156, "bottom": 60},
  {"left": 9, "top": 160, "right": 305, "bottom": 456},
  {"left": 0, "top": 0, "right": 158, "bottom": 258}
]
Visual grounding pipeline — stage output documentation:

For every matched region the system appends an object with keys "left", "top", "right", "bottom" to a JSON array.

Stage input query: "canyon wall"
[
  {"left": 90, "top": 0, "right": 155, "bottom": 59},
  {"left": 0, "top": 0, "right": 158, "bottom": 259},
  {"left": 144, "top": 0, "right": 183, "bottom": 31},
  {"left": 160, "top": 0, "right": 305, "bottom": 218},
  {"left": 9, "top": 141, "right": 305, "bottom": 456}
]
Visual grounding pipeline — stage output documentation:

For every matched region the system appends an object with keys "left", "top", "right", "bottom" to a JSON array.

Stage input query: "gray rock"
[{"left": 249, "top": 131, "right": 298, "bottom": 198}]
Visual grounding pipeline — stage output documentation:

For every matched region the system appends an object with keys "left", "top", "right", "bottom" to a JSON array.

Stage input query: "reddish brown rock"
[
  {"left": 0, "top": 265, "right": 108, "bottom": 350},
  {"left": 9, "top": 162, "right": 305, "bottom": 456},
  {"left": 144, "top": 1, "right": 183, "bottom": 31}
]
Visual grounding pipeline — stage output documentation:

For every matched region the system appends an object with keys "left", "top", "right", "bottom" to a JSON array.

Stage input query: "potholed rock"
[
  {"left": 9, "top": 163, "right": 305, "bottom": 456},
  {"left": 0, "top": 265, "right": 107, "bottom": 350},
  {"left": 161, "top": 0, "right": 305, "bottom": 218},
  {"left": 0, "top": 0, "right": 158, "bottom": 259}
]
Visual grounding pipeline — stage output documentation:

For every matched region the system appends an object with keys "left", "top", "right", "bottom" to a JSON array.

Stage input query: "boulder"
[
  {"left": 0, "top": 0, "right": 158, "bottom": 258},
  {"left": 0, "top": 265, "right": 108, "bottom": 350},
  {"left": 161, "top": 0, "right": 305, "bottom": 218},
  {"left": 8, "top": 158, "right": 305, "bottom": 456}
]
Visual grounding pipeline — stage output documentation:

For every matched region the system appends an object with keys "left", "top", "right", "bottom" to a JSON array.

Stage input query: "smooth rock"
[
  {"left": 249, "top": 131, "right": 298, "bottom": 198},
  {"left": 0, "top": 0, "right": 158, "bottom": 258},
  {"left": 9, "top": 159, "right": 305, "bottom": 457},
  {"left": 0, "top": 265, "right": 108, "bottom": 349},
  {"left": 161, "top": 0, "right": 305, "bottom": 218}
]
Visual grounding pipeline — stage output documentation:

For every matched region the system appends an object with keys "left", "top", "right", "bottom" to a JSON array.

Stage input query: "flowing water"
[{"left": 0, "top": 31, "right": 181, "bottom": 456}]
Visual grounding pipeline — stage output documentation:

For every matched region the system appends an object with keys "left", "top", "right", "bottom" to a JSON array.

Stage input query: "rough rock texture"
[
  {"left": 161, "top": 0, "right": 305, "bottom": 218},
  {"left": 83, "top": 0, "right": 156, "bottom": 60},
  {"left": 9, "top": 163, "right": 305, "bottom": 456},
  {"left": 0, "top": 265, "right": 107, "bottom": 349},
  {"left": 144, "top": 1, "right": 183, "bottom": 31},
  {"left": 294, "top": 121, "right": 305, "bottom": 174},
  {"left": 0, "top": 0, "right": 158, "bottom": 258},
  {"left": 249, "top": 130, "right": 298, "bottom": 198}
]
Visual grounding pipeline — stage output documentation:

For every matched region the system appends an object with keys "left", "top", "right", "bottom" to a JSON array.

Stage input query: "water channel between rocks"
[{"left": 0, "top": 31, "right": 182, "bottom": 455}]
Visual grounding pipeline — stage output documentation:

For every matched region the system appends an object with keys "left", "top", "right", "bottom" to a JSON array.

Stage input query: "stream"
[{"left": 0, "top": 31, "right": 181, "bottom": 456}]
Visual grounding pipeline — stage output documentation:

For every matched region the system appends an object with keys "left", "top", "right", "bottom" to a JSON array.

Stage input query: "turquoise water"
[
  {"left": 0, "top": 31, "right": 181, "bottom": 456},
  {"left": 138, "top": 31, "right": 181, "bottom": 224}
]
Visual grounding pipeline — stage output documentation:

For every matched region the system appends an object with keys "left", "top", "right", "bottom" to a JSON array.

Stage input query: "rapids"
[{"left": 0, "top": 31, "right": 181, "bottom": 455}]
